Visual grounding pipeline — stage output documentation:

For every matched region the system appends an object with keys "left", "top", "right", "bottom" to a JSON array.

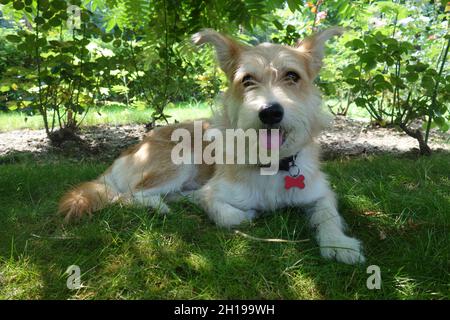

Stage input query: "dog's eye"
[
  {"left": 242, "top": 75, "right": 255, "bottom": 88},
  {"left": 285, "top": 71, "right": 300, "bottom": 83}
]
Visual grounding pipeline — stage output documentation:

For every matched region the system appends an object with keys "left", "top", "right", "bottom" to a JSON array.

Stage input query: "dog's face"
[{"left": 193, "top": 28, "right": 342, "bottom": 158}]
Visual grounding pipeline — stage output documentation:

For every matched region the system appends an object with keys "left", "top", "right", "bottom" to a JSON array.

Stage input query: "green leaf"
[
  {"left": 273, "top": 19, "right": 283, "bottom": 30},
  {"left": 13, "top": 0, "right": 25, "bottom": 10},
  {"left": 438, "top": 122, "right": 449, "bottom": 132},
  {"left": 7, "top": 102, "right": 18, "bottom": 111},
  {"left": 38, "top": 0, "right": 49, "bottom": 8},
  {"left": 383, "top": 57, "right": 393, "bottom": 68},
  {"left": 360, "top": 52, "right": 376, "bottom": 63},
  {"left": 415, "top": 62, "right": 428, "bottom": 72},
  {"left": 386, "top": 43, "right": 399, "bottom": 54},
  {"left": 369, "top": 43, "right": 382, "bottom": 54},
  {"left": 346, "top": 39, "right": 365, "bottom": 49},
  {"left": 343, "top": 64, "right": 359, "bottom": 78},
  {"left": 81, "top": 11, "right": 90, "bottom": 22},
  {"left": 6, "top": 34, "right": 22, "bottom": 43},
  {"left": 114, "top": 28, "right": 122, "bottom": 38},
  {"left": 34, "top": 16, "right": 46, "bottom": 25},
  {"left": 48, "top": 17, "right": 62, "bottom": 26},
  {"left": 57, "top": 11, "right": 68, "bottom": 20},
  {"left": 48, "top": 40, "right": 61, "bottom": 47},
  {"left": 434, "top": 116, "right": 445, "bottom": 127},
  {"left": 113, "top": 39, "right": 122, "bottom": 48},
  {"left": 101, "top": 34, "right": 113, "bottom": 43},
  {"left": 374, "top": 31, "right": 386, "bottom": 42},
  {"left": 372, "top": 74, "right": 385, "bottom": 82},
  {"left": 421, "top": 75, "right": 435, "bottom": 92},
  {"left": 105, "top": 17, "right": 117, "bottom": 32},
  {"left": 384, "top": 38, "right": 398, "bottom": 46},
  {"left": 17, "top": 43, "right": 30, "bottom": 53},
  {"left": 424, "top": 69, "right": 438, "bottom": 78},
  {"left": 345, "top": 78, "right": 359, "bottom": 86},
  {"left": 364, "top": 60, "right": 377, "bottom": 71},
  {"left": 80, "top": 38, "right": 90, "bottom": 46},
  {"left": 354, "top": 97, "right": 367, "bottom": 107},
  {"left": 42, "top": 9, "right": 55, "bottom": 19},
  {"left": 51, "top": 0, "right": 66, "bottom": 10},
  {"left": 286, "top": 24, "right": 295, "bottom": 34},
  {"left": 399, "top": 42, "right": 414, "bottom": 53},
  {"left": 405, "top": 72, "right": 418, "bottom": 83},
  {"left": 36, "top": 37, "right": 47, "bottom": 47},
  {"left": 390, "top": 75, "right": 403, "bottom": 86},
  {"left": 286, "top": 0, "right": 301, "bottom": 13}
]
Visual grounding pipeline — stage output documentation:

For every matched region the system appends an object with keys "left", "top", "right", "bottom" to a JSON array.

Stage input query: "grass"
[
  {"left": 324, "top": 99, "right": 373, "bottom": 121},
  {"left": 0, "top": 152, "right": 449, "bottom": 299},
  {"left": 0, "top": 101, "right": 213, "bottom": 131},
  {"left": 0, "top": 99, "right": 371, "bottom": 132}
]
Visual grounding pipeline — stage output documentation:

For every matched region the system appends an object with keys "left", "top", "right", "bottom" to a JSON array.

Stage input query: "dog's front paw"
[
  {"left": 153, "top": 202, "right": 171, "bottom": 215},
  {"left": 210, "top": 203, "right": 257, "bottom": 228},
  {"left": 320, "top": 235, "right": 365, "bottom": 265}
]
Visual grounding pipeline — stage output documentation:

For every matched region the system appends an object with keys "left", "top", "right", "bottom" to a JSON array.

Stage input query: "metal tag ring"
[{"left": 288, "top": 165, "right": 300, "bottom": 178}]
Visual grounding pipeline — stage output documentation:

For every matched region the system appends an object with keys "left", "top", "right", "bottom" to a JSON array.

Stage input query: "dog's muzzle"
[{"left": 259, "top": 103, "right": 284, "bottom": 125}]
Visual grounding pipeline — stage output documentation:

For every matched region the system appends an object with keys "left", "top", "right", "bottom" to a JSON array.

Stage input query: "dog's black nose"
[{"left": 259, "top": 103, "right": 284, "bottom": 125}]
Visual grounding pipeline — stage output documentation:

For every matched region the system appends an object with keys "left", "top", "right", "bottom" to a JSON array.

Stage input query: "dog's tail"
[{"left": 58, "top": 177, "right": 116, "bottom": 222}]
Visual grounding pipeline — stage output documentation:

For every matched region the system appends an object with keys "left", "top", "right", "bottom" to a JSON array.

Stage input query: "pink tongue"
[{"left": 259, "top": 130, "right": 282, "bottom": 150}]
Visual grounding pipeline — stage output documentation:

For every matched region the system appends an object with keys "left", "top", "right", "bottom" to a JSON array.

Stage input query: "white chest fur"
[{"left": 204, "top": 143, "right": 330, "bottom": 212}]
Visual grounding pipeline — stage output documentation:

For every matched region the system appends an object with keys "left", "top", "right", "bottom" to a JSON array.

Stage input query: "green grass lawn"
[
  {"left": 0, "top": 99, "right": 373, "bottom": 132},
  {"left": 0, "top": 152, "right": 449, "bottom": 299},
  {"left": 0, "top": 101, "right": 213, "bottom": 131},
  {"left": 324, "top": 99, "right": 373, "bottom": 120}
]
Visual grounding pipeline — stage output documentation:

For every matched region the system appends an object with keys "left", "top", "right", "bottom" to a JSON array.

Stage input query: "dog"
[{"left": 59, "top": 28, "right": 365, "bottom": 265}]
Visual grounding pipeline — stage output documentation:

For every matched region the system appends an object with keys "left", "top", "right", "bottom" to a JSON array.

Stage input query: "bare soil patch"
[{"left": 0, "top": 116, "right": 448, "bottom": 162}]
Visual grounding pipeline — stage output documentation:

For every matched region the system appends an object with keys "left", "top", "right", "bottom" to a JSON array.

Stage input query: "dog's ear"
[
  {"left": 192, "top": 29, "right": 246, "bottom": 78},
  {"left": 296, "top": 27, "right": 344, "bottom": 77}
]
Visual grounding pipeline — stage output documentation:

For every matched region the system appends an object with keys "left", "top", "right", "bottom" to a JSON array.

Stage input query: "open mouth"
[{"left": 259, "top": 128, "right": 287, "bottom": 150}]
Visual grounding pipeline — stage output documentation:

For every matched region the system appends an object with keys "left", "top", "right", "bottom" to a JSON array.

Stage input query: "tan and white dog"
[{"left": 59, "top": 28, "right": 365, "bottom": 265}]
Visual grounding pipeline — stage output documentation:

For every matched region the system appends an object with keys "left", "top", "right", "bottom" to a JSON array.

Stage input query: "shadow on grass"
[{"left": 0, "top": 152, "right": 449, "bottom": 299}]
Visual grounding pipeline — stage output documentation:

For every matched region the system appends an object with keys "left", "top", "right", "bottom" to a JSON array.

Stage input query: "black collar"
[
  {"left": 259, "top": 155, "right": 295, "bottom": 171},
  {"left": 279, "top": 155, "right": 295, "bottom": 171}
]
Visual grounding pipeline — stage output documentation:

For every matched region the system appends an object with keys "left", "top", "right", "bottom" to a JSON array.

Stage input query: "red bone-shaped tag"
[{"left": 285, "top": 175, "right": 305, "bottom": 190}]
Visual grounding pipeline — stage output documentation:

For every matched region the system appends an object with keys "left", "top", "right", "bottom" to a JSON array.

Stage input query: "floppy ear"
[
  {"left": 297, "top": 27, "right": 344, "bottom": 77},
  {"left": 192, "top": 29, "right": 246, "bottom": 78}
]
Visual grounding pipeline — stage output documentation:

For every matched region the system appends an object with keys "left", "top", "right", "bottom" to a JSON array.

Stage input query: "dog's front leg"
[
  {"left": 207, "top": 200, "right": 256, "bottom": 228},
  {"left": 197, "top": 194, "right": 256, "bottom": 228},
  {"left": 309, "top": 191, "right": 365, "bottom": 265}
]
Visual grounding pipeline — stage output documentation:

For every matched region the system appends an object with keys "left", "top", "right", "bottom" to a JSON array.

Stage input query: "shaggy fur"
[{"left": 59, "top": 28, "right": 365, "bottom": 264}]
